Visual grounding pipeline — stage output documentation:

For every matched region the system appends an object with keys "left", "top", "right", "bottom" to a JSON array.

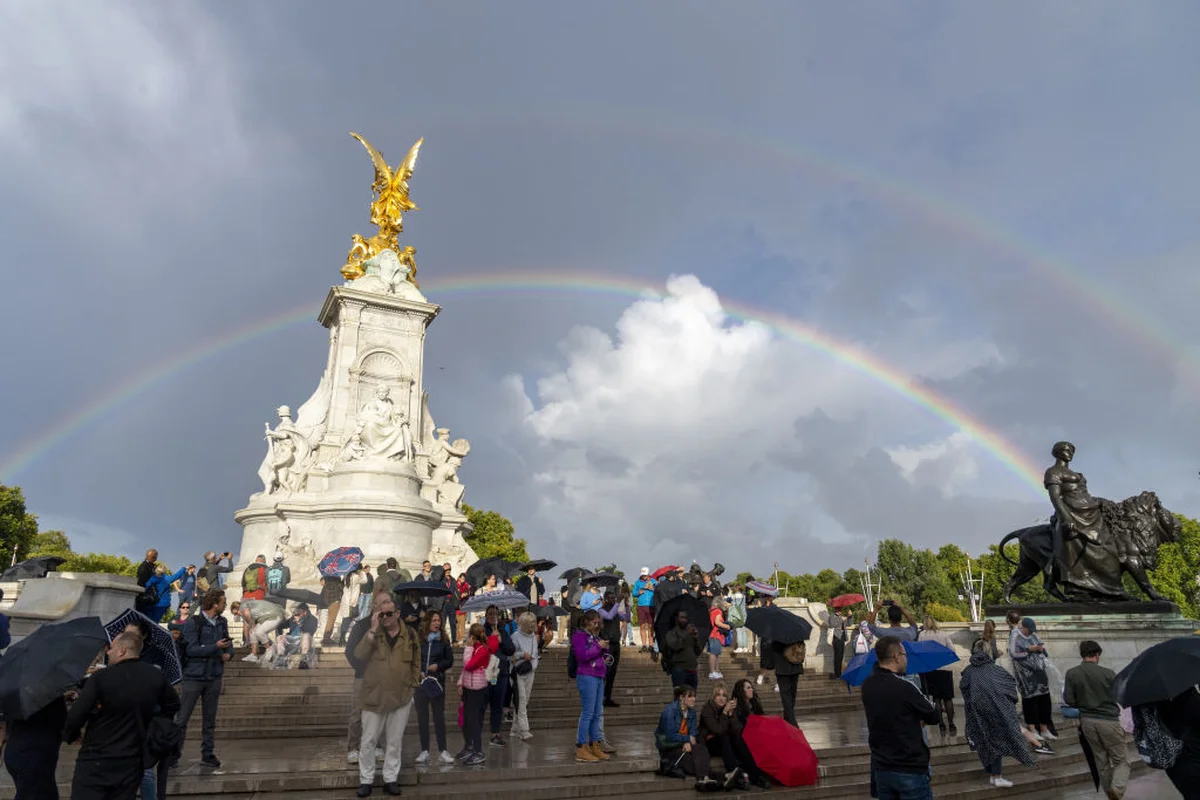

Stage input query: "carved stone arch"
[{"left": 349, "top": 348, "right": 413, "bottom": 416}]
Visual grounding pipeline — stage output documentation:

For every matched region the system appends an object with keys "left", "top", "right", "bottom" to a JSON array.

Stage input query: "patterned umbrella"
[
  {"left": 461, "top": 587, "right": 531, "bottom": 612},
  {"left": 105, "top": 608, "right": 183, "bottom": 685},
  {"left": 318, "top": 547, "right": 364, "bottom": 577},
  {"left": 747, "top": 579, "right": 779, "bottom": 597}
]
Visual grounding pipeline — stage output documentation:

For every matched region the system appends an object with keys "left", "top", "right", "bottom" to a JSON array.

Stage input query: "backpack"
[
  {"left": 1133, "top": 704, "right": 1184, "bottom": 770},
  {"left": 242, "top": 565, "right": 261, "bottom": 593},
  {"left": 138, "top": 581, "right": 161, "bottom": 609},
  {"left": 266, "top": 565, "right": 285, "bottom": 593},
  {"left": 146, "top": 715, "right": 184, "bottom": 764},
  {"left": 783, "top": 641, "right": 807, "bottom": 665},
  {"left": 727, "top": 598, "right": 746, "bottom": 628}
]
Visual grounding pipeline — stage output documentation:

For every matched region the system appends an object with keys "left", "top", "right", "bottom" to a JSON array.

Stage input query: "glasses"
[
  {"left": 179, "top": 605, "right": 190, "bottom": 610},
  {"left": 379, "top": 611, "right": 395, "bottom": 619}
]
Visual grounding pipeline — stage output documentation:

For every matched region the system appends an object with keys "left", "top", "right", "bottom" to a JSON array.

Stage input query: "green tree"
[
  {"left": 0, "top": 484, "right": 39, "bottom": 566},
  {"left": 595, "top": 563, "right": 625, "bottom": 578},
  {"left": 461, "top": 503, "right": 530, "bottom": 562},
  {"left": 976, "top": 543, "right": 1051, "bottom": 606},
  {"left": 733, "top": 571, "right": 755, "bottom": 587},
  {"left": 27, "top": 530, "right": 137, "bottom": 576},
  {"left": 1145, "top": 514, "right": 1200, "bottom": 618},
  {"left": 875, "top": 539, "right": 958, "bottom": 615},
  {"left": 28, "top": 529, "right": 72, "bottom": 556}
]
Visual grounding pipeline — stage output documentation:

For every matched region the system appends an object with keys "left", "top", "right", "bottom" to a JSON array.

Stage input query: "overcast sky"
[{"left": 2, "top": 2, "right": 1199, "bottom": 578}]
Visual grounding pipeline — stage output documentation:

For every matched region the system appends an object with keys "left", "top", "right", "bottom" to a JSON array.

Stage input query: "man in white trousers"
[{"left": 352, "top": 591, "right": 421, "bottom": 797}]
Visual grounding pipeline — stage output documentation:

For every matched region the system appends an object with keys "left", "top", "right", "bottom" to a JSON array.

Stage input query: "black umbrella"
[
  {"left": 745, "top": 605, "right": 813, "bottom": 645},
  {"left": 1113, "top": 636, "right": 1200, "bottom": 707},
  {"left": 559, "top": 567, "right": 588, "bottom": 581},
  {"left": 465, "top": 557, "right": 522, "bottom": 589},
  {"left": 654, "top": 594, "right": 712, "bottom": 663},
  {"left": 536, "top": 605, "right": 570, "bottom": 619},
  {"left": 1, "top": 555, "right": 67, "bottom": 582},
  {"left": 521, "top": 559, "right": 557, "bottom": 573},
  {"left": 580, "top": 571, "right": 622, "bottom": 587},
  {"left": 104, "top": 608, "right": 184, "bottom": 685},
  {"left": 268, "top": 587, "right": 328, "bottom": 610},
  {"left": 429, "top": 564, "right": 446, "bottom": 582},
  {"left": 392, "top": 580, "right": 453, "bottom": 598},
  {"left": 0, "top": 616, "right": 108, "bottom": 720}
]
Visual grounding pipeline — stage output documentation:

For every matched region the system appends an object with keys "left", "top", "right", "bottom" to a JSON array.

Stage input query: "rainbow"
[
  {"left": 423, "top": 109, "right": 1194, "bottom": 378},
  {"left": 0, "top": 271, "right": 1045, "bottom": 492}
]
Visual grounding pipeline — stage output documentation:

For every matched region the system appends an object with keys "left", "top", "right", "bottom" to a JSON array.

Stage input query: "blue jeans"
[
  {"left": 575, "top": 675, "right": 604, "bottom": 745},
  {"left": 872, "top": 768, "right": 933, "bottom": 800},
  {"left": 141, "top": 768, "right": 155, "bottom": 799},
  {"left": 736, "top": 627, "right": 748, "bottom": 649}
]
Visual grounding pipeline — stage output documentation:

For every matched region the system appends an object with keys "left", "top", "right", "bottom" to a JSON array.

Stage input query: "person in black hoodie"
[
  {"left": 64, "top": 630, "right": 181, "bottom": 800},
  {"left": 4, "top": 694, "right": 68, "bottom": 799},
  {"left": 414, "top": 610, "right": 455, "bottom": 765},
  {"left": 483, "top": 605, "right": 516, "bottom": 748}
]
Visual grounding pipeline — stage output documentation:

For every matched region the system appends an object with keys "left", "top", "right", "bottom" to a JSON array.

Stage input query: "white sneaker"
[
  {"left": 439, "top": 750, "right": 456, "bottom": 764},
  {"left": 241, "top": 654, "right": 259, "bottom": 662},
  {"left": 1042, "top": 731, "right": 1058, "bottom": 741},
  {"left": 990, "top": 776, "right": 1014, "bottom": 788},
  {"left": 755, "top": 675, "right": 764, "bottom": 685},
  {"left": 415, "top": 750, "right": 429, "bottom": 765},
  {"left": 773, "top": 684, "right": 780, "bottom": 692},
  {"left": 708, "top": 671, "right": 721, "bottom": 680},
  {"left": 346, "top": 750, "right": 359, "bottom": 764},
  {"left": 714, "top": 671, "right": 723, "bottom": 679}
]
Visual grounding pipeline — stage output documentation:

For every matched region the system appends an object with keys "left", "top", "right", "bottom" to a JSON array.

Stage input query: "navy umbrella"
[
  {"left": 105, "top": 608, "right": 183, "bottom": 685},
  {"left": 0, "top": 616, "right": 108, "bottom": 720},
  {"left": 1113, "top": 636, "right": 1200, "bottom": 707}
]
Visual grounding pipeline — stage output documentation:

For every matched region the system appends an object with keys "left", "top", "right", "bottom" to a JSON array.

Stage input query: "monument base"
[{"left": 985, "top": 601, "right": 1180, "bottom": 617}]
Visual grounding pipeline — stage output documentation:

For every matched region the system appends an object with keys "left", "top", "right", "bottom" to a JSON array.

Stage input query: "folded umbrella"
[
  {"left": 745, "top": 605, "right": 813, "bottom": 644},
  {"left": 520, "top": 559, "right": 557, "bottom": 573},
  {"left": 460, "top": 587, "right": 532, "bottom": 612},
  {"left": 580, "top": 571, "right": 622, "bottom": 587},
  {"left": 0, "top": 616, "right": 108, "bottom": 720},
  {"left": 741, "top": 714, "right": 819, "bottom": 787},
  {"left": 268, "top": 587, "right": 328, "bottom": 610},
  {"left": 318, "top": 546, "right": 364, "bottom": 578},
  {"left": 104, "top": 608, "right": 184, "bottom": 685},
  {"left": 746, "top": 579, "right": 779, "bottom": 597},
  {"left": 651, "top": 565, "right": 680, "bottom": 580},
  {"left": 840, "top": 640, "right": 959, "bottom": 687},
  {"left": 0, "top": 555, "right": 67, "bottom": 582},
  {"left": 1113, "top": 636, "right": 1200, "bottom": 707},
  {"left": 829, "top": 593, "right": 866, "bottom": 609},
  {"left": 391, "top": 580, "right": 453, "bottom": 598}
]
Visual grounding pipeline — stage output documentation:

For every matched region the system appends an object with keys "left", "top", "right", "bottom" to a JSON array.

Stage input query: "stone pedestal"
[{"left": 3, "top": 573, "right": 144, "bottom": 642}]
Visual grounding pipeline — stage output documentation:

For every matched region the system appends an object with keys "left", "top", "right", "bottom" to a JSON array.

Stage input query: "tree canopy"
[
  {"left": 0, "top": 484, "right": 39, "bottom": 566},
  {"left": 27, "top": 530, "right": 137, "bottom": 576},
  {"left": 461, "top": 503, "right": 530, "bottom": 562}
]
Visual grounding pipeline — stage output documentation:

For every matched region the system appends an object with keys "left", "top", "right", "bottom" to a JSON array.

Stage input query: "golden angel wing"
[
  {"left": 350, "top": 132, "right": 392, "bottom": 186},
  {"left": 396, "top": 137, "right": 423, "bottom": 179}
]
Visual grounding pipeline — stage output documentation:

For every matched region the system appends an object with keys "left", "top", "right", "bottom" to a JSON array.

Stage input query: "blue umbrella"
[
  {"left": 840, "top": 639, "right": 959, "bottom": 687},
  {"left": 318, "top": 546, "right": 364, "bottom": 577}
]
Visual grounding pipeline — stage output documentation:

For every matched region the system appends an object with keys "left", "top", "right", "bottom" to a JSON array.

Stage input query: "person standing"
[
  {"left": 918, "top": 616, "right": 958, "bottom": 734},
  {"left": 353, "top": 593, "right": 420, "bottom": 797},
  {"left": 960, "top": 639, "right": 1044, "bottom": 789},
  {"left": 632, "top": 568, "right": 657, "bottom": 652},
  {"left": 197, "top": 551, "right": 233, "bottom": 592},
  {"left": 482, "top": 605, "right": 515, "bottom": 747},
  {"left": 861, "top": 636, "right": 942, "bottom": 800},
  {"left": 174, "top": 588, "right": 233, "bottom": 769},
  {"left": 770, "top": 638, "right": 804, "bottom": 727},
  {"left": 4, "top": 694, "right": 67, "bottom": 799},
  {"left": 663, "top": 608, "right": 704, "bottom": 691},
  {"left": 64, "top": 631, "right": 181, "bottom": 799},
  {"left": 1011, "top": 617, "right": 1055, "bottom": 741},
  {"left": 265, "top": 554, "right": 291, "bottom": 596},
  {"left": 321, "top": 573, "right": 346, "bottom": 647},
  {"left": 1064, "top": 640, "right": 1129, "bottom": 800},
  {"left": 571, "top": 610, "right": 609, "bottom": 763},
  {"left": 514, "top": 566, "right": 545, "bottom": 613},
  {"left": 174, "top": 565, "right": 197, "bottom": 615},
  {"left": 509, "top": 611, "right": 539, "bottom": 742},
  {"left": 439, "top": 563, "right": 460, "bottom": 644},
  {"left": 414, "top": 610, "right": 455, "bottom": 765},
  {"left": 240, "top": 554, "right": 268, "bottom": 602},
  {"left": 600, "top": 591, "right": 626, "bottom": 708},
  {"left": 828, "top": 606, "right": 849, "bottom": 679}
]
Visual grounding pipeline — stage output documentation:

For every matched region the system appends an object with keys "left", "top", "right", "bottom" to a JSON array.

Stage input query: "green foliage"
[
  {"left": 874, "top": 539, "right": 960, "bottom": 616},
  {"left": 461, "top": 503, "right": 530, "bottom": 562},
  {"left": 924, "top": 601, "right": 967, "bottom": 623},
  {"left": 0, "top": 484, "right": 40, "bottom": 565},
  {"left": 976, "top": 543, "right": 1051, "bottom": 607},
  {"left": 733, "top": 572, "right": 755, "bottom": 587},
  {"left": 1145, "top": 514, "right": 1200, "bottom": 619},
  {"left": 595, "top": 563, "right": 624, "bottom": 578},
  {"left": 27, "top": 529, "right": 137, "bottom": 576}
]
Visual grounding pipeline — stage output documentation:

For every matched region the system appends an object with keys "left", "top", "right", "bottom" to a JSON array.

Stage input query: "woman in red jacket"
[{"left": 455, "top": 623, "right": 498, "bottom": 765}]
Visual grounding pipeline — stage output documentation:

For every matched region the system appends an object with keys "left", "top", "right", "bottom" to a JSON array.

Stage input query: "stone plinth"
[{"left": 3, "top": 573, "right": 144, "bottom": 641}]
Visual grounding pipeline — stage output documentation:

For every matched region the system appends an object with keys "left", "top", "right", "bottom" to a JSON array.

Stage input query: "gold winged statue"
[{"left": 341, "top": 133, "right": 423, "bottom": 281}]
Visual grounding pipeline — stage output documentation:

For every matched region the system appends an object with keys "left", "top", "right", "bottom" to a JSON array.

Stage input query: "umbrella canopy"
[
  {"left": 1113, "top": 636, "right": 1200, "bottom": 707},
  {"left": 0, "top": 555, "right": 67, "bottom": 582},
  {"left": 741, "top": 714, "right": 819, "bottom": 787},
  {"left": 520, "top": 559, "right": 557, "bottom": 573},
  {"left": 840, "top": 640, "right": 959, "bottom": 687},
  {"left": 829, "top": 593, "right": 867, "bottom": 609},
  {"left": 536, "top": 605, "right": 570, "bottom": 619},
  {"left": 651, "top": 565, "right": 680, "bottom": 580},
  {"left": 745, "top": 606, "right": 813, "bottom": 645},
  {"left": 461, "top": 587, "right": 532, "bottom": 612},
  {"left": 746, "top": 579, "right": 779, "bottom": 597},
  {"left": 268, "top": 587, "right": 327, "bottom": 610},
  {"left": 428, "top": 564, "right": 446, "bottom": 582},
  {"left": 559, "top": 566, "right": 588, "bottom": 581},
  {"left": 0, "top": 616, "right": 108, "bottom": 720},
  {"left": 465, "top": 557, "right": 523, "bottom": 589},
  {"left": 318, "top": 547, "right": 364, "bottom": 578},
  {"left": 104, "top": 608, "right": 184, "bottom": 685},
  {"left": 391, "top": 580, "right": 453, "bottom": 599},
  {"left": 580, "top": 571, "right": 622, "bottom": 588},
  {"left": 653, "top": 594, "right": 712, "bottom": 662}
]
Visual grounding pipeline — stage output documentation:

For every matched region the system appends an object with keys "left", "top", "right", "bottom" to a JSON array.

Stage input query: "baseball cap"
[{"left": 640, "top": 567, "right": 650, "bottom": 575}]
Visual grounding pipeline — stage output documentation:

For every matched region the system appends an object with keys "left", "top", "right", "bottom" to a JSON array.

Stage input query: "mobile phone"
[{"left": 882, "top": 599, "right": 894, "bottom": 607}]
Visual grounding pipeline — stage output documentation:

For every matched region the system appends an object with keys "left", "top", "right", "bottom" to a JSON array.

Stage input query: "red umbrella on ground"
[
  {"left": 741, "top": 715, "right": 819, "bottom": 787},
  {"left": 651, "top": 565, "right": 680, "bottom": 580},
  {"left": 829, "top": 593, "right": 866, "bottom": 609}
]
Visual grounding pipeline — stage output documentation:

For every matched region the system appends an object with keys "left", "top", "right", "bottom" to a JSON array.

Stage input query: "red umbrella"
[
  {"left": 741, "top": 715, "right": 818, "bottom": 787},
  {"left": 829, "top": 593, "right": 866, "bottom": 609},
  {"left": 651, "top": 565, "right": 680, "bottom": 580}
]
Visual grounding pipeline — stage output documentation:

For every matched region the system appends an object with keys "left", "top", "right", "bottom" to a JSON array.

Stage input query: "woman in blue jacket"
[{"left": 146, "top": 563, "right": 188, "bottom": 622}]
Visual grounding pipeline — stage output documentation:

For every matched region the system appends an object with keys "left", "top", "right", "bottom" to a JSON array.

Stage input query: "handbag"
[
  {"left": 416, "top": 642, "right": 445, "bottom": 700},
  {"left": 513, "top": 658, "right": 534, "bottom": 676}
]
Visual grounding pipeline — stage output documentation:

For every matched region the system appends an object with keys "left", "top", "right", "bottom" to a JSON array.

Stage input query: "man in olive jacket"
[{"left": 353, "top": 592, "right": 420, "bottom": 797}]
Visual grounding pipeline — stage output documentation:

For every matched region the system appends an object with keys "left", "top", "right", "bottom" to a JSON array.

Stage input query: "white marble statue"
[
  {"left": 426, "top": 427, "right": 470, "bottom": 508},
  {"left": 356, "top": 385, "right": 415, "bottom": 461},
  {"left": 346, "top": 249, "right": 424, "bottom": 300},
  {"left": 257, "top": 406, "right": 313, "bottom": 494}
]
